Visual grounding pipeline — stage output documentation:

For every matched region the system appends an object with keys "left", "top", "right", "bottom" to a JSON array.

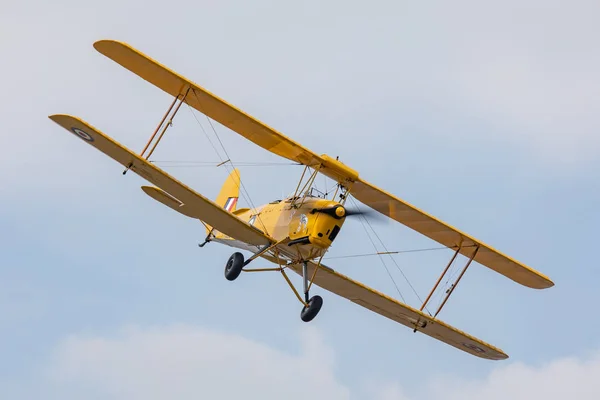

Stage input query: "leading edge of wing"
[
  {"left": 351, "top": 179, "right": 554, "bottom": 290},
  {"left": 92, "top": 39, "right": 323, "bottom": 167},
  {"left": 48, "top": 114, "right": 272, "bottom": 247},
  {"left": 291, "top": 261, "right": 508, "bottom": 360}
]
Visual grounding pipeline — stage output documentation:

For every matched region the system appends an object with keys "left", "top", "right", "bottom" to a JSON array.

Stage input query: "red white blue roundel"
[
  {"left": 462, "top": 342, "right": 486, "bottom": 353},
  {"left": 70, "top": 127, "right": 94, "bottom": 142}
]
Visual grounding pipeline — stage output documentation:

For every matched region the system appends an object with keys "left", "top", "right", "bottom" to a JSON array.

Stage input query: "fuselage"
[{"left": 212, "top": 195, "right": 347, "bottom": 262}]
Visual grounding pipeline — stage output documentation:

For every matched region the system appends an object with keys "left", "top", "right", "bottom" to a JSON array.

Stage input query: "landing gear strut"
[
  {"left": 223, "top": 252, "right": 323, "bottom": 322},
  {"left": 300, "top": 261, "right": 323, "bottom": 322}
]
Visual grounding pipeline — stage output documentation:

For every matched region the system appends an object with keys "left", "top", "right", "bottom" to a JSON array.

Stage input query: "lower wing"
[
  {"left": 289, "top": 261, "right": 508, "bottom": 360},
  {"left": 48, "top": 114, "right": 272, "bottom": 247}
]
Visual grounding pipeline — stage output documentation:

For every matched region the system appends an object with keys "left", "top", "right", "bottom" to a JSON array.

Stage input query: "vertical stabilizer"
[
  {"left": 205, "top": 168, "right": 240, "bottom": 235},
  {"left": 216, "top": 168, "right": 240, "bottom": 212}
]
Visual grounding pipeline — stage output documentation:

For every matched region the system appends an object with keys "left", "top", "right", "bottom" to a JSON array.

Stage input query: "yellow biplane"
[{"left": 49, "top": 40, "right": 553, "bottom": 361}]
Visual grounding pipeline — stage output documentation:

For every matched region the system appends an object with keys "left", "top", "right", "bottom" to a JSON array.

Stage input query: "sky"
[{"left": 1, "top": 0, "right": 600, "bottom": 398}]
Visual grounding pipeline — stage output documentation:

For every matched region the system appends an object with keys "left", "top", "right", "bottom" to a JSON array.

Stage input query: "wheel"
[
  {"left": 224, "top": 252, "right": 245, "bottom": 281},
  {"left": 300, "top": 295, "right": 323, "bottom": 322}
]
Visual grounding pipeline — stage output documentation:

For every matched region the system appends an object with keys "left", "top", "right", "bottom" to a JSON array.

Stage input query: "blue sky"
[{"left": 2, "top": 0, "right": 600, "bottom": 398}]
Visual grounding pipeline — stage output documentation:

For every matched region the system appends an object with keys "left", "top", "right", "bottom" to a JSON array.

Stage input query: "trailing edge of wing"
[
  {"left": 48, "top": 114, "right": 272, "bottom": 247},
  {"left": 289, "top": 261, "right": 508, "bottom": 360},
  {"left": 351, "top": 179, "right": 554, "bottom": 289}
]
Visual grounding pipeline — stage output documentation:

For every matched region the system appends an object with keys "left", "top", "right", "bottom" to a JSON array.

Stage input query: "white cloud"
[
  {"left": 45, "top": 324, "right": 349, "bottom": 400},
  {"left": 426, "top": 352, "right": 600, "bottom": 400},
  {"left": 26, "top": 325, "right": 600, "bottom": 400}
]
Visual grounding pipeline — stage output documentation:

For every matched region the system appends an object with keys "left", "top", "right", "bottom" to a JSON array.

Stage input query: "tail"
[{"left": 205, "top": 168, "right": 240, "bottom": 235}]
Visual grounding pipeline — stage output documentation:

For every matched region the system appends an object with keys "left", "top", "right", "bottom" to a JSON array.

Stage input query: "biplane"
[{"left": 49, "top": 40, "right": 553, "bottom": 361}]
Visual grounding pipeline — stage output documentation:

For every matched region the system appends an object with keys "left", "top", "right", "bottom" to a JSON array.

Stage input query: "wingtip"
[
  {"left": 526, "top": 280, "right": 554, "bottom": 290},
  {"left": 93, "top": 38, "right": 119, "bottom": 47},
  {"left": 93, "top": 39, "right": 131, "bottom": 53},
  {"left": 48, "top": 113, "right": 79, "bottom": 124},
  {"left": 48, "top": 113, "right": 70, "bottom": 124},
  {"left": 483, "top": 346, "right": 509, "bottom": 361},
  {"left": 534, "top": 273, "right": 555, "bottom": 289}
]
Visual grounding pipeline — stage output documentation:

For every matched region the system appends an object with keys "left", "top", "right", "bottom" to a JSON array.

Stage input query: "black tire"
[
  {"left": 224, "top": 252, "right": 245, "bottom": 281},
  {"left": 300, "top": 295, "right": 323, "bottom": 322}
]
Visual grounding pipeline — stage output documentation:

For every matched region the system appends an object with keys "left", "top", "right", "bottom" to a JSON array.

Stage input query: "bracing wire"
[
  {"left": 190, "top": 90, "right": 270, "bottom": 233},
  {"left": 348, "top": 196, "right": 430, "bottom": 314},
  {"left": 186, "top": 103, "right": 259, "bottom": 220},
  {"left": 352, "top": 202, "right": 407, "bottom": 304},
  {"left": 187, "top": 104, "right": 226, "bottom": 161},
  {"left": 150, "top": 160, "right": 297, "bottom": 167},
  {"left": 323, "top": 246, "right": 447, "bottom": 260}
]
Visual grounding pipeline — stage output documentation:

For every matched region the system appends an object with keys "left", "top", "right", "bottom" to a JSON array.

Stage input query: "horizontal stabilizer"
[{"left": 141, "top": 186, "right": 197, "bottom": 219}]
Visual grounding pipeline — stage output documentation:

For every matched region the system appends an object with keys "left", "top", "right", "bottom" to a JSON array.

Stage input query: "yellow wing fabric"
[
  {"left": 93, "top": 40, "right": 323, "bottom": 167},
  {"left": 290, "top": 261, "right": 508, "bottom": 360},
  {"left": 351, "top": 179, "right": 553, "bottom": 289},
  {"left": 48, "top": 114, "right": 272, "bottom": 247}
]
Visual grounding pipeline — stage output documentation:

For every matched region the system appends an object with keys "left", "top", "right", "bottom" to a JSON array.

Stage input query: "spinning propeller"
[{"left": 310, "top": 204, "right": 384, "bottom": 222}]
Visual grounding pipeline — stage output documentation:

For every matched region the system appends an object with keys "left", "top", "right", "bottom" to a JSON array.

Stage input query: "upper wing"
[
  {"left": 290, "top": 261, "right": 508, "bottom": 360},
  {"left": 93, "top": 40, "right": 323, "bottom": 167},
  {"left": 48, "top": 114, "right": 272, "bottom": 247},
  {"left": 94, "top": 40, "right": 361, "bottom": 183},
  {"left": 351, "top": 179, "right": 554, "bottom": 289}
]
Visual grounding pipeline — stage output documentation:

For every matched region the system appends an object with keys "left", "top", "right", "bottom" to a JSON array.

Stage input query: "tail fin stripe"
[{"left": 224, "top": 197, "right": 238, "bottom": 212}]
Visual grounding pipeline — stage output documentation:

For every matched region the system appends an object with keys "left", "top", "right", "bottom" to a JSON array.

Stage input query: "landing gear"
[
  {"left": 299, "top": 261, "right": 323, "bottom": 322},
  {"left": 223, "top": 252, "right": 324, "bottom": 322},
  {"left": 300, "top": 295, "right": 323, "bottom": 322},
  {"left": 224, "top": 252, "right": 244, "bottom": 281}
]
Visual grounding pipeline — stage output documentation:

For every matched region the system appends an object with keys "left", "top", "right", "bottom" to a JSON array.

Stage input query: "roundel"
[
  {"left": 462, "top": 342, "right": 486, "bottom": 353},
  {"left": 70, "top": 127, "right": 94, "bottom": 142}
]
